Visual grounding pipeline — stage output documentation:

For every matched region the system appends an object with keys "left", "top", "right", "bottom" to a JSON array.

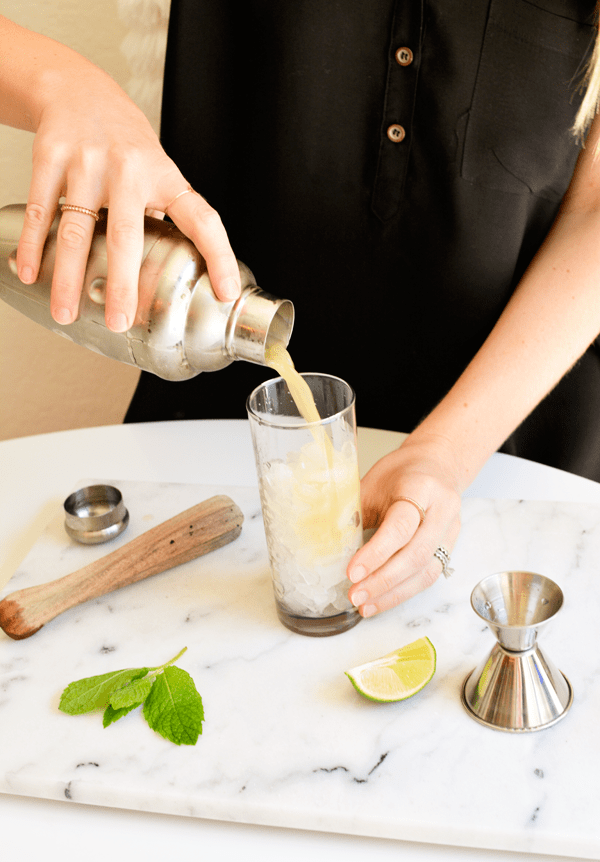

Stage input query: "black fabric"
[{"left": 125, "top": 0, "right": 600, "bottom": 481}]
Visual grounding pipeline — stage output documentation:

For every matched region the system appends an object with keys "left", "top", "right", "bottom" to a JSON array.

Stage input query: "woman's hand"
[
  {"left": 2, "top": 18, "right": 240, "bottom": 331},
  {"left": 347, "top": 432, "right": 463, "bottom": 617}
]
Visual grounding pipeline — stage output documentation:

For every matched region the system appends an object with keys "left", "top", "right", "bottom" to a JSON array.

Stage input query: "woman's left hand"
[{"left": 347, "top": 432, "right": 463, "bottom": 617}]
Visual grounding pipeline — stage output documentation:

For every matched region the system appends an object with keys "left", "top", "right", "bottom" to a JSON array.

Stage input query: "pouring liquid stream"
[
  {"left": 264, "top": 343, "right": 322, "bottom": 424},
  {"left": 264, "top": 343, "right": 334, "bottom": 467}
]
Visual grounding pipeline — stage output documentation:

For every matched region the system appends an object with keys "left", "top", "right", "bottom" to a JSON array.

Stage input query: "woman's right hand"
[{"left": 4, "top": 17, "right": 240, "bottom": 331}]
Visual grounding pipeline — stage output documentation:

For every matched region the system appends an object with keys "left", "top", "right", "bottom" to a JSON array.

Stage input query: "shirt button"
[
  {"left": 387, "top": 124, "right": 406, "bottom": 143},
  {"left": 395, "top": 47, "right": 414, "bottom": 66}
]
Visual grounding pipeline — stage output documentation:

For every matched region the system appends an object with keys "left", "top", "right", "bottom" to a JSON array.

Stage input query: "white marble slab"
[{"left": 1, "top": 482, "right": 599, "bottom": 859}]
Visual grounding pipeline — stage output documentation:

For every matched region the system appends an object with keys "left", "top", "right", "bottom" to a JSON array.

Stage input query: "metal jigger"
[{"left": 461, "top": 571, "right": 573, "bottom": 732}]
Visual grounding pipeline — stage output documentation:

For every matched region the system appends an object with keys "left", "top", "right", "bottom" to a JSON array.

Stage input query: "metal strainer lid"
[{"left": 64, "top": 484, "right": 129, "bottom": 544}]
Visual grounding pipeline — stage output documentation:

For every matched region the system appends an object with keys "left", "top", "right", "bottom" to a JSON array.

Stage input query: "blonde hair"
[{"left": 572, "top": 6, "right": 600, "bottom": 143}]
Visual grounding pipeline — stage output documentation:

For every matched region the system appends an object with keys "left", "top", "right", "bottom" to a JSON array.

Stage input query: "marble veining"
[{"left": 1, "top": 481, "right": 600, "bottom": 858}]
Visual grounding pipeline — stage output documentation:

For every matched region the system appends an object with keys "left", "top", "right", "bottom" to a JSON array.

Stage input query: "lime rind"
[{"left": 345, "top": 636, "right": 436, "bottom": 703}]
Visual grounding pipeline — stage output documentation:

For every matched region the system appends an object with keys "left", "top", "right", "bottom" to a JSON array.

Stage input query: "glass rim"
[{"left": 246, "top": 371, "right": 356, "bottom": 430}]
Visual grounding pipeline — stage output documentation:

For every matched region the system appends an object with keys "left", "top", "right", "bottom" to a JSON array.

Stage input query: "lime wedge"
[{"left": 345, "top": 637, "right": 436, "bottom": 703}]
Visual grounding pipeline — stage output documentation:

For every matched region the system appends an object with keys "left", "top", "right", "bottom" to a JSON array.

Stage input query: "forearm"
[
  {"left": 351, "top": 145, "right": 600, "bottom": 613},
  {"left": 0, "top": 15, "right": 126, "bottom": 132},
  {"left": 411, "top": 201, "right": 600, "bottom": 491}
]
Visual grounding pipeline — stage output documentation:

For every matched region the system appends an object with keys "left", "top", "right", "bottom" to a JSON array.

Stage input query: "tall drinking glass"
[{"left": 247, "top": 373, "right": 362, "bottom": 636}]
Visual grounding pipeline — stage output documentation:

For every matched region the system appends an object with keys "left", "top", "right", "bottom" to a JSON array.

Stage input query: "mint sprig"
[{"left": 58, "top": 647, "right": 204, "bottom": 746}]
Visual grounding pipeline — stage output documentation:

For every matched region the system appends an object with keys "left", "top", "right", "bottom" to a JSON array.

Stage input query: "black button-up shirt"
[{"left": 127, "top": 0, "right": 600, "bottom": 478}]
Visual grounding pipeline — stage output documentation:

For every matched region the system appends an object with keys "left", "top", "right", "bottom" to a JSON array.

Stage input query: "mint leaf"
[
  {"left": 109, "top": 676, "right": 155, "bottom": 710},
  {"left": 58, "top": 648, "right": 203, "bottom": 745},
  {"left": 103, "top": 701, "right": 144, "bottom": 728},
  {"left": 143, "top": 665, "right": 204, "bottom": 746},
  {"left": 59, "top": 667, "right": 149, "bottom": 715}
]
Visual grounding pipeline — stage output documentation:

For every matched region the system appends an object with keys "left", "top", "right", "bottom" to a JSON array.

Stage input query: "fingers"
[
  {"left": 353, "top": 565, "right": 441, "bottom": 617},
  {"left": 17, "top": 135, "right": 65, "bottom": 285},
  {"left": 347, "top": 495, "right": 461, "bottom": 618},
  {"left": 19, "top": 146, "right": 239, "bottom": 331},
  {"left": 47, "top": 199, "right": 144, "bottom": 332},
  {"left": 16, "top": 201, "right": 58, "bottom": 287},
  {"left": 165, "top": 188, "right": 241, "bottom": 302},
  {"left": 350, "top": 497, "right": 424, "bottom": 579},
  {"left": 21, "top": 183, "right": 239, "bottom": 331},
  {"left": 51, "top": 204, "right": 102, "bottom": 325},
  {"left": 19, "top": 146, "right": 104, "bottom": 326},
  {"left": 103, "top": 193, "right": 145, "bottom": 332}
]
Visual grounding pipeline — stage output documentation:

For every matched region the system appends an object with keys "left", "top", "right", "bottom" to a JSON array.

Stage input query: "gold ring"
[
  {"left": 397, "top": 496, "right": 426, "bottom": 525},
  {"left": 61, "top": 204, "right": 100, "bottom": 222},
  {"left": 165, "top": 187, "right": 196, "bottom": 212}
]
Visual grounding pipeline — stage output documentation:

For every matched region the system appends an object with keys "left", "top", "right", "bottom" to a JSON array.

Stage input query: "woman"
[{"left": 1, "top": 2, "right": 600, "bottom": 618}]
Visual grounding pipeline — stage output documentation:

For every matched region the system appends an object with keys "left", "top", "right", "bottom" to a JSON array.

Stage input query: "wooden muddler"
[{"left": 0, "top": 494, "right": 243, "bottom": 640}]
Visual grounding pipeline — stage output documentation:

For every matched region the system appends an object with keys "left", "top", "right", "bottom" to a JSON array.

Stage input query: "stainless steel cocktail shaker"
[{"left": 0, "top": 204, "right": 294, "bottom": 380}]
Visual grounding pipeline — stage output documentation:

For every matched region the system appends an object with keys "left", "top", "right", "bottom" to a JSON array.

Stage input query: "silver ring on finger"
[{"left": 434, "top": 546, "right": 454, "bottom": 579}]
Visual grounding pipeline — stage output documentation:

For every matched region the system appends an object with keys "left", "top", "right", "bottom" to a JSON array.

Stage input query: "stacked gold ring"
[{"left": 61, "top": 204, "right": 100, "bottom": 222}]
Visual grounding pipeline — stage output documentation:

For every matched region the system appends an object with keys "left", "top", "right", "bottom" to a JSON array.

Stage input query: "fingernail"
[
  {"left": 361, "top": 605, "right": 377, "bottom": 618},
  {"left": 348, "top": 565, "right": 366, "bottom": 584},
  {"left": 220, "top": 276, "right": 241, "bottom": 301},
  {"left": 351, "top": 590, "right": 368, "bottom": 608},
  {"left": 19, "top": 266, "right": 34, "bottom": 284},
  {"left": 54, "top": 306, "right": 74, "bottom": 325},
  {"left": 108, "top": 313, "right": 129, "bottom": 332}
]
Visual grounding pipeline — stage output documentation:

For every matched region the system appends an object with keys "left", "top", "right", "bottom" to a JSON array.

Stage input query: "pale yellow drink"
[{"left": 256, "top": 346, "right": 362, "bottom": 620}]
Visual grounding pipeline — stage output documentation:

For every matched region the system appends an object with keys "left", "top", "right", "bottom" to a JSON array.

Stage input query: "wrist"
[{"left": 398, "top": 426, "right": 472, "bottom": 495}]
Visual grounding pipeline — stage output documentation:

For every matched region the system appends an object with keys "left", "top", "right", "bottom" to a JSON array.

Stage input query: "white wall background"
[{"left": 0, "top": 0, "right": 170, "bottom": 440}]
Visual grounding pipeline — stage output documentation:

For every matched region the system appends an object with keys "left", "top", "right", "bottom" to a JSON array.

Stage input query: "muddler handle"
[{"left": 0, "top": 494, "right": 243, "bottom": 640}]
